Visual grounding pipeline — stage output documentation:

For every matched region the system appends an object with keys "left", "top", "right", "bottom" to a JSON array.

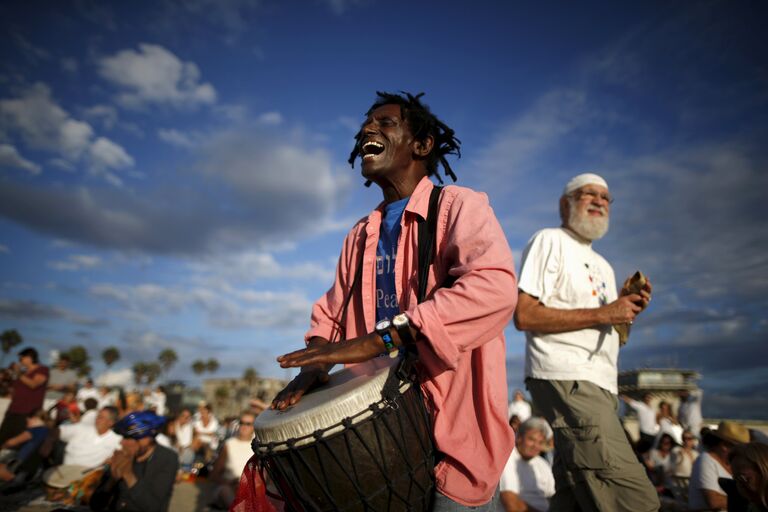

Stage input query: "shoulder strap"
[
  {"left": 417, "top": 186, "right": 442, "bottom": 303},
  {"left": 330, "top": 230, "right": 366, "bottom": 343}
]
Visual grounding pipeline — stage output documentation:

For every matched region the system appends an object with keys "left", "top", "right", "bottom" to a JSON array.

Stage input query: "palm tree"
[
  {"left": 158, "top": 349, "right": 178, "bottom": 375},
  {"left": 0, "top": 329, "right": 22, "bottom": 365},
  {"left": 206, "top": 358, "right": 220, "bottom": 374},
  {"left": 145, "top": 362, "right": 162, "bottom": 385},
  {"left": 191, "top": 360, "right": 206, "bottom": 375},
  {"left": 133, "top": 362, "right": 148, "bottom": 385},
  {"left": 102, "top": 347, "right": 120, "bottom": 368},
  {"left": 65, "top": 345, "right": 90, "bottom": 377},
  {"left": 243, "top": 367, "right": 258, "bottom": 388}
]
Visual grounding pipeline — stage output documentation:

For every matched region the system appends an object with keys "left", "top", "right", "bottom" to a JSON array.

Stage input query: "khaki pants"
[{"left": 527, "top": 379, "right": 660, "bottom": 512}]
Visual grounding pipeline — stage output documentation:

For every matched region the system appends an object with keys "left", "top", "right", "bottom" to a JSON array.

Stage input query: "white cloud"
[
  {"left": 0, "top": 83, "right": 93, "bottom": 159},
  {"left": 83, "top": 105, "right": 118, "bottom": 130},
  {"left": 89, "top": 280, "right": 312, "bottom": 329},
  {"left": 98, "top": 44, "right": 217, "bottom": 109},
  {"left": 187, "top": 250, "right": 335, "bottom": 286},
  {"left": 96, "top": 368, "right": 134, "bottom": 388},
  {"left": 0, "top": 84, "right": 134, "bottom": 184},
  {"left": 257, "top": 111, "right": 283, "bottom": 125},
  {"left": 48, "top": 254, "right": 102, "bottom": 271},
  {"left": 157, "top": 128, "right": 197, "bottom": 148},
  {"left": 0, "top": 144, "right": 41, "bottom": 174},
  {"left": 88, "top": 137, "right": 134, "bottom": 173}
]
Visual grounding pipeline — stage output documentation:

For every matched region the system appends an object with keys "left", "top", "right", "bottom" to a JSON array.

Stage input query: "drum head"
[{"left": 253, "top": 357, "right": 410, "bottom": 450}]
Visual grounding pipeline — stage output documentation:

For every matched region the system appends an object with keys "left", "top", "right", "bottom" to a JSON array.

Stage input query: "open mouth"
[{"left": 361, "top": 141, "right": 384, "bottom": 160}]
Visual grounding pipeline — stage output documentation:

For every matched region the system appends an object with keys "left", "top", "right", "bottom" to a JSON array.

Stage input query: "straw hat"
[
  {"left": 710, "top": 420, "right": 749, "bottom": 445},
  {"left": 43, "top": 464, "right": 89, "bottom": 488}
]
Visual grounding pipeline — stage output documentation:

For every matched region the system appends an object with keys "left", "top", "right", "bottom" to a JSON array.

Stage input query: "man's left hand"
[
  {"left": 621, "top": 276, "right": 652, "bottom": 312},
  {"left": 277, "top": 333, "right": 383, "bottom": 368}
]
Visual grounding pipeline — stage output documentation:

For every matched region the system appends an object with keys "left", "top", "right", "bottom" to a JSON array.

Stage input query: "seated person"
[
  {"left": 192, "top": 403, "right": 219, "bottom": 462},
  {"left": 57, "top": 406, "right": 123, "bottom": 469},
  {"left": 671, "top": 430, "right": 699, "bottom": 478},
  {"left": 79, "top": 398, "right": 99, "bottom": 427},
  {"left": 727, "top": 442, "right": 768, "bottom": 512},
  {"left": 689, "top": 421, "right": 749, "bottom": 511},
  {"left": 644, "top": 433, "right": 676, "bottom": 491},
  {"left": 169, "top": 408, "right": 194, "bottom": 472},
  {"left": 209, "top": 411, "right": 256, "bottom": 508},
  {"left": 499, "top": 417, "right": 556, "bottom": 512},
  {"left": 90, "top": 411, "right": 179, "bottom": 512},
  {"left": 0, "top": 408, "right": 51, "bottom": 482}
]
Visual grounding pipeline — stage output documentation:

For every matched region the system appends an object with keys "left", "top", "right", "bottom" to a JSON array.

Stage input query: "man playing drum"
[{"left": 273, "top": 92, "right": 517, "bottom": 510}]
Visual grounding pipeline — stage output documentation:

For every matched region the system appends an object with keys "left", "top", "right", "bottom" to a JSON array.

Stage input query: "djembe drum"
[{"left": 252, "top": 357, "right": 436, "bottom": 511}]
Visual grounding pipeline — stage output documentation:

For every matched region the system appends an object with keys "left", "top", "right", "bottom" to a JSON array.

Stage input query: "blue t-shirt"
[
  {"left": 376, "top": 197, "right": 408, "bottom": 322},
  {"left": 16, "top": 425, "right": 49, "bottom": 462}
]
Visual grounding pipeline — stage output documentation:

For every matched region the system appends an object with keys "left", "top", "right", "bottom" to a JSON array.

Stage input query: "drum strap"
[{"left": 329, "top": 232, "right": 366, "bottom": 343}]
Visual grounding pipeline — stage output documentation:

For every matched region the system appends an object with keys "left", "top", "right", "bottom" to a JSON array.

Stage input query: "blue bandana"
[{"left": 113, "top": 411, "right": 166, "bottom": 439}]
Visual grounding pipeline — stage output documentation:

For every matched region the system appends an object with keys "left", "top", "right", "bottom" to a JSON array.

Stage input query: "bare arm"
[
  {"left": 3, "top": 430, "right": 32, "bottom": 449},
  {"left": 514, "top": 291, "right": 644, "bottom": 333},
  {"left": 500, "top": 490, "right": 543, "bottom": 512},
  {"left": 701, "top": 489, "right": 727, "bottom": 510},
  {"left": 19, "top": 372, "right": 47, "bottom": 389}
]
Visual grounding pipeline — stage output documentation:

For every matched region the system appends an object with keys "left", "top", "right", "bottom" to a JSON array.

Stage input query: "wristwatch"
[
  {"left": 392, "top": 313, "right": 416, "bottom": 346},
  {"left": 374, "top": 318, "right": 399, "bottom": 358}
]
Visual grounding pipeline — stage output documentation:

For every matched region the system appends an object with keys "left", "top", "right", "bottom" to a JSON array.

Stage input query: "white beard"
[{"left": 568, "top": 199, "right": 609, "bottom": 240}]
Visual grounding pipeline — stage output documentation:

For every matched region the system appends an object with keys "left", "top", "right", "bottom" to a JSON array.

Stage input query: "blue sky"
[{"left": 1, "top": 1, "right": 766, "bottom": 419}]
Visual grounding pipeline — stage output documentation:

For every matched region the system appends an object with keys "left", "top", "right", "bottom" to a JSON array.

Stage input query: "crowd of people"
[
  {"left": 501, "top": 391, "right": 768, "bottom": 512},
  {"left": 0, "top": 348, "right": 267, "bottom": 511}
]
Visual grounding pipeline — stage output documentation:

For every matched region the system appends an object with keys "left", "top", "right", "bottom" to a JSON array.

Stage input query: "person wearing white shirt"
[
  {"left": 508, "top": 390, "right": 532, "bottom": 423},
  {"left": 210, "top": 411, "right": 256, "bottom": 508},
  {"left": 678, "top": 389, "right": 703, "bottom": 439},
  {"left": 51, "top": 407, "right": 122, "bottom": 473},
  {"left": 499, "top": 417, "right": 555, "bottom": 512},
  {"left": 192, "top": 403, "right": 220, "bottom": 459},
  {"left": 689, "top": 421, "right": 749, "bottom": 512},
  {"left": 515, "top": 173, "right": 658, "bottom": 512},
  {"left": 620, "top": 393, "right": 659, "bottom": 450},
  {"left": 75, "top": 379, "right": 100, "bottom": 410}
]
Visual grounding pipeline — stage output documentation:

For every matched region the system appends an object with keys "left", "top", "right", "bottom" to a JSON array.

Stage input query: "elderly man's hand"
[
  {"left": 620, "top": 275, "right": 652, "bottom": 311},
  {"left": 600, "top": 295, "right": 644, "bottom": 325}
]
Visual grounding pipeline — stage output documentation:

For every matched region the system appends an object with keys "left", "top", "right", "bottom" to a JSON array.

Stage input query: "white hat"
[{"left": 563, "top": 173, "right": 608, "bottom": 196}]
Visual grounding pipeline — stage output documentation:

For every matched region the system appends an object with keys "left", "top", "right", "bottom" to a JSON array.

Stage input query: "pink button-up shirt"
[{"left": 305, "top": 177, "right": 517, "bottom": 505}]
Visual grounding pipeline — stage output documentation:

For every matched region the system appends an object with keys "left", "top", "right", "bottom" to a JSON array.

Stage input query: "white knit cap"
[{"left": 563, "top": 173, "right": 609, "bottom": 196}]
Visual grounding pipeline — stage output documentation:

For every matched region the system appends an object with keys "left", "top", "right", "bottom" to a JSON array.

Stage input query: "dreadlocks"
[{"left": 348, "top": 91, "right": 461, "bottom": 185}]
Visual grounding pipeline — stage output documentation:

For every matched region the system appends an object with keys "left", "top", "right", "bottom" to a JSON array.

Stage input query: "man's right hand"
[
  {"left": 271, "top": 367, "right": 329, "bottom": 410},
  {"left": 600, "top": 294, "right": 644, "bottom": 324}
]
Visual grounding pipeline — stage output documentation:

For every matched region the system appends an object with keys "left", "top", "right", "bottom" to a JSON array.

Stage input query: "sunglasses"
[{"left": 240, "top": 421, "right": 254, "bottom": 426}]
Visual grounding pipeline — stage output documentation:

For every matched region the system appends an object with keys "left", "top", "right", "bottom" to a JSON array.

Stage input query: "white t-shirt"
[
  {"left": 688, "top": 452, "right": 731, "bottom": 511},
  {"left": 194, "top": 416, "right": 220, "bottom": 449},
  {"left": 175, "top": 422, "right": 194, "bottom": 449},
  {"left": 678, "top": 390, "right": 703, "bottom": 435},
  {"left": 519, "top": 228, "right": 619, "bottom": 393},
  {"left": 499, "top": 449, "right": 555, "bottom": 512},
  {"left": 224, "top": 437, "right": 254, "bottom": 481},
  {"left": 507, "top": 400, "right": 532, "bottom": 422},
  {"left": 625, "top": 399, "right": 659, "bottom": 436},
  {"left": 61, "top": 424, "right": 122, "bottom": 468},
  {"left": 76, "top": 386, "right": 100, "bottom": 409}
]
